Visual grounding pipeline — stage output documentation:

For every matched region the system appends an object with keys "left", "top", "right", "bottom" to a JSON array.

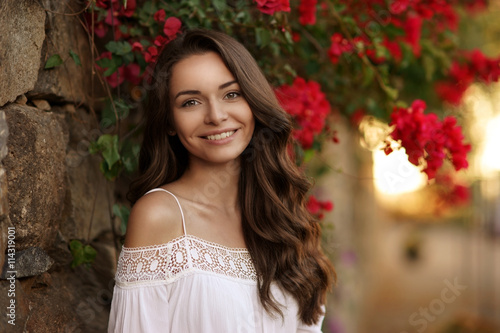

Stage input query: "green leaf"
[
  {"left": 122, "top": 52, "right": 135, "bottom": 65},
  {"left": 44, "top": 54, "right": 63, "bottom": 69},
  {"left": 100, "top": 98, "right": 131, "bottom": 128},
  {"left": 95, "top": 57, "right": 114, "bottom": 68},
  {"left": 105, "top": 41, "right": 132, "bottom": 56},
  {"left": 113, "top": 204, "right": 131, "bottom": 234},
  {"left": 121, "top": 141, "right": 140, "bottom": 173},
  {"left": 212, "top": 0, "right": 227, "bottom": 11},
  {"left": 255, "top": 27, "right": 271, "bottom": 48},
  {"left": 333, "top": 3, "right": 347, "bottom": 12},
  {"left": 362, "top": 66, "right": 375, "bottom": 88},
  {"left": 382, "top": 85, "right": 399, "bottom": 100},
  {"left": 283, "top": 64, "right": 296, "bottom": 77},
  {"left": 103, "top": 66, "right": 119, "bottom": 77},
  {"left": 69, "top": 50, "right": 81, "bottom": 66},
  {"left": 100, "top": 159, "right": 123, "bottom": 181},
  {"left": 88, "top": 141, "right": 101, "bottom": 155},
  {"left": 422, "top": 54, "right": 436, "bottom": 81},
  {"left": 97, "top": 134, "right": 121, "bottom": 169},
  {"left": 123, "top": 0, "right": 128, "bottom": 9},
  {"left": 69, "top": 240, "right": 97, "bottom": 269},
  {"left": 303, "top": 149, "right": 316, "bottom": 163}
]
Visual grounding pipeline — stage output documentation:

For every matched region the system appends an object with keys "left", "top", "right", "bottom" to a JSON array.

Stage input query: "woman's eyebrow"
[
  {"left": 174, "top": 80, "right": 238, "bottom": 100},
  {"left": 218, "top": 80, "right": 238, "bottom": 90},
  {"left": 175, "top": 90, "right": 200, "bottom": 100}
]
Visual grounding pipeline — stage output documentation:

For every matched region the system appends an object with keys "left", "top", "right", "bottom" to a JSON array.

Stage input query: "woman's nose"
[{"left": 205, "top": 100, "right": 228, "bottom": 125}]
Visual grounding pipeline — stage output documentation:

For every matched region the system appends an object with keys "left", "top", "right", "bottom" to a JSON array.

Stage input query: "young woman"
[{"left": 108, "top": 29, "right": 335, "bottom": 332}]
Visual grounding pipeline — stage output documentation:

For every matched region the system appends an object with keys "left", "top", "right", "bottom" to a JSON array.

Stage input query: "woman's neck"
[{"left": 177, "top": 158, "right": 241, "bottom": 210}]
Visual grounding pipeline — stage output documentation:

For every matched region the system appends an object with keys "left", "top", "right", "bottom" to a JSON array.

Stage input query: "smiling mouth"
[{"left": 204, "top": 130, "right": 236, "bottom": 141}]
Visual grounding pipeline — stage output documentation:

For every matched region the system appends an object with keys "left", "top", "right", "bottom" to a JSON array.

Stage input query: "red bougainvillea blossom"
[
  {"left": 403, "top": 14, "right": 423, "bottom": 56},
  {"left": 328, "top": 33, "right": 390, "bottom": 64},
  {"left": 307, "top": 195, "right": 334, "bottom": 219},
  {"left": 384, "top": 100, "right": 471, "bottom": 180},
  {"left": 96, "top": 52, "right": 142, "bottom": 88},
  {"left": 327, "top": 33, "right": 353, "bottom": 64},
  {"left": 163, "top": 17, "right": 182, "bottom": 39},
  {"left": 338, "top": 0, "right": 480, "bottom": 62},
  {"left": 254, "top": 0, "right": 290, "bottom": 15},
  {"left": 299, "top": 0, "right": 318, "bottom": 25},
  {"left": 276, "top": 77, "right": 331, "bottom": 149},
  {"left": 436, "top": 49, "right": 500, "bottom": 105},
  {"left": 154, "top": 9, "right": 166, "bottom": 22},
  {"left": 434, "top": 173, "right": 470, "bottom": 209},
  {"left": 142, "top": 17, "right": 182, "bottom": 64}
]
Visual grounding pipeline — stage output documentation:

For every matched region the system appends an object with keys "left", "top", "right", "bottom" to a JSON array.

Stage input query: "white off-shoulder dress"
[{"left": 108, "top": 188, "right": 324, "bottom": 333}]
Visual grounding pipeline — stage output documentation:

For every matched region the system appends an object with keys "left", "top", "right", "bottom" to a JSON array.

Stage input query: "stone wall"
[{"left": 0, "top": 1, "right": 116, "bottom": 331}]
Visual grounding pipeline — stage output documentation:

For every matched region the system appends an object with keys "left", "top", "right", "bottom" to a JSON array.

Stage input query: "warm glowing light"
[
  {"left": 480, "top": 115, "right": 500, "bottom": 174},
  {"left": 373, "top": 148, "right": 427, "bottom": 195}
]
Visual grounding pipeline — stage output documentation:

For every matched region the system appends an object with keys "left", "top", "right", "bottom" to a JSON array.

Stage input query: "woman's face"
[{"left": 169, "top": 51, "right": 255, "bottom": 166}]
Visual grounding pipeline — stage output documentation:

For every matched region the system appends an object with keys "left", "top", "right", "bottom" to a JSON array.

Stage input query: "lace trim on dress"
[{"left": 115, "top": 235, "right": 257, "bottom": 286}]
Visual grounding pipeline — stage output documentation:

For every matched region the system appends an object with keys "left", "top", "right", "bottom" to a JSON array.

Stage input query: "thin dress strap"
[{"left": 143, "top": 188, "right": 187, "bottom": 235}]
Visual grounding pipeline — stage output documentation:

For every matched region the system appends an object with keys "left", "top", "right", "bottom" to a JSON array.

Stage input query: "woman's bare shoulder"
[{"left": 124, "top": 189, "right": 184, "bottom": 248}]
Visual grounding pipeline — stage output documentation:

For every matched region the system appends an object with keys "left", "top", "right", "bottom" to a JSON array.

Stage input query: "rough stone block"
[
  {"left": 3, "top": 103, "right": 67, "bottom": 250},
  {"left": 0, "top": 247, "right": 54, "bottom": 279},
  {"left": 28, "top": 0, "right": 92, "bottom": 105},
  {"left": 0, "top": 0, "right": 46, "bottom": 107},
  {"left": 55, "top": 107, "right": 114, "bottom": 242}
]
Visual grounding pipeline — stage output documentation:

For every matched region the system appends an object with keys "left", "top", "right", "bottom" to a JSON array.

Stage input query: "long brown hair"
[{"left": 129, "top": 29, "right": 335, "bottom": 325}]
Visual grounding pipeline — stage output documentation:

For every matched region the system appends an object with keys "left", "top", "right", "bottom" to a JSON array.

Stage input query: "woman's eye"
[
  {"left": 181, "top": 100, "right": 199, "bottom": 107},
  {"left": 225, "top": 91, "right": 241, "bottom": 100}
]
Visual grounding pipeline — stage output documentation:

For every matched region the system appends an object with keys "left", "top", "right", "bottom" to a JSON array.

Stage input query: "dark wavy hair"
[{"left": 129, "top": 29, "right": 335, "bottom": 325}]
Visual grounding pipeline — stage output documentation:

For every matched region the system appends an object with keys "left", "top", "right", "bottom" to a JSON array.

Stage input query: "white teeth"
[{"left": 206, "top": 130, "right": 235, "bottom": 141}]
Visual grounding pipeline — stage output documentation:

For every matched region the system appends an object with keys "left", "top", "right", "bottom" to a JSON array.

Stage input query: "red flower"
[
  {"left": 154, "top": 9, "right": 166, "bottom": 22},
  {"left": 254, "top": 0, "right": 290, "bottom": 15},
  {"left": 435, "top": 50, "right": 500, "bottom": 104},
  {"left": 403, "top": 14, "right": 423, "bottom": 57},
  {"left": 299, "top": 0, "right": 317, "bottom": 25},
  {"left": 154, "top": 35, "right": 169, "bottom": 48},
  {"left": 350, "top": 109, "right": 366, "bottom": 127},
  {"left": 383, "top": 38, "right": 402, "bottom": 62},
  {"left": 84, "top": 12, "right": 109, "bottom": 37},
  {"left": 95, "top": 0, "right": 109, "bottom": 9},
  {"left": 275, "top": 77, "right": 331, "bottom": 149},
  {"left": 390, "top": 0, "right": 410, "bottom": 14},
  {"left": 144, "top": 46, "right": 158, "bottom": 64},
  {"left": 131, "top": 41, "right": 143, "bottom": 52},
  {"left": 435, "top": 173, "right": 470, "bottom": 209},
  {"left": 123, "top": 63, "right": 142, "bottom": 85},
  {"left": 385, "top": 100, "right": 471, "bottom": 180},
  {"left": 327, "top": 33, "right": 353, "bottom": 64},
  {"left": 163, "top": 17, "right": 182, "bottom": 40},
  {"left": 307, "top": 195, "right": 334, "bottom": 220}
]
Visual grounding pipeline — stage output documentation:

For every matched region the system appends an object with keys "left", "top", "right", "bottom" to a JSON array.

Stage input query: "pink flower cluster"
[
  {"left": 436, "top": 49, "right": 500, "bottom": 105},
  {"left": 384, "top": 100, "right": 471, "bottom": 180},
  {"left": 254, "top": 0, "right": 290, "bottom": 15},
  {"left": 275, "top": 77, "right": 331, "bottom": 149},
  {"left": 306, "top": 195, "right": 334, "bottom": 220}
]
